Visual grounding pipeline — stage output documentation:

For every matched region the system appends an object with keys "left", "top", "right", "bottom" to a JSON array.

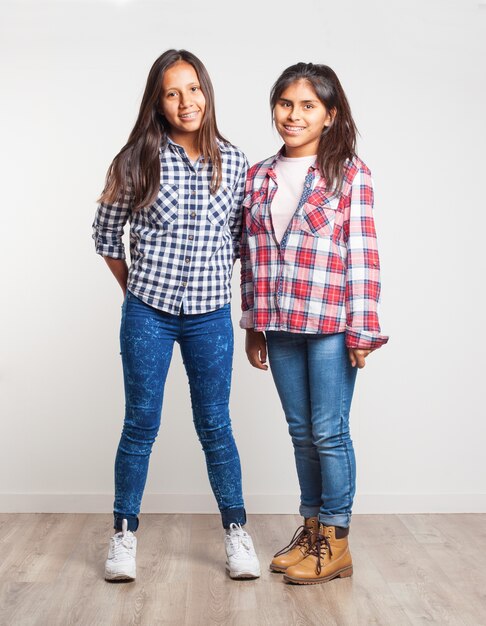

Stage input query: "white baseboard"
[{"left": 0, "top": 493, "right": 485, "bottom": 514}]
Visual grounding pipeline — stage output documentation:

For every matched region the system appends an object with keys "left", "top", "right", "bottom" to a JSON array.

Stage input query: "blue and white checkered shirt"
[{"left": 93, "top": 139, "right": 248, "bottom": 314}]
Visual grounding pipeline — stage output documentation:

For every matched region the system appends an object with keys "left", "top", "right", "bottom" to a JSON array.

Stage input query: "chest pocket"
[
  {"left": 300, "top": 188, "right": 340, "bottom": 237},
  {"left": 146, "top": 184, "right": 179, "bottom": 227},
  {"left": 243, "top": 190, "right": 266, "bottom": 236},
  {"left": 207, "top": 185, "right": 234, "bottom": 227}
]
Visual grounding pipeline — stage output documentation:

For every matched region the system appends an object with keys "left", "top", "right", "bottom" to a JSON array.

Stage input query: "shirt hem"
[{"left": 127, "top": 284, "right": 232, "bottom": 316}]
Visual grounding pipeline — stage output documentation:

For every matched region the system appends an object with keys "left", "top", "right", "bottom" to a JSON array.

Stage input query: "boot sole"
[
  {"left": 283, "top": 565, "right": 353, "bottom": 585},
  {"left": 269, "top": 564, "right": 287, "bottom": 573}
]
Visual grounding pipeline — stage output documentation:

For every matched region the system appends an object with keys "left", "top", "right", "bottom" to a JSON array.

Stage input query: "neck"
[
  {"left": 169, "top": 131, "right": 201, "bottom": 161},
  {"left": 284, "top": 142, "right": 319, "bottom": 159}
]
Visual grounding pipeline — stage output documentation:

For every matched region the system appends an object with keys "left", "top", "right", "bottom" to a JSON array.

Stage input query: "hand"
[
  {"left": 348, "top": 348, "right": 372, "bottom": 368},
  {"left": 245, "top": 329, "right": 268, "bottom": 371}
]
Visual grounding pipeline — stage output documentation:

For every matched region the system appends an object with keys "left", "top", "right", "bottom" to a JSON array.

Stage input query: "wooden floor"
[{"left": 0, "top": 514, "right": 485, "bottom": 625}]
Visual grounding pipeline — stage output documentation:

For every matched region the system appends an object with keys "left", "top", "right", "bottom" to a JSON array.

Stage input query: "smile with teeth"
[
  {"left": 179, "top": 111, "right": 199, "bottom": 120},
  {"left": 283, "top": 125, "right": 306, "bottom": 133}
]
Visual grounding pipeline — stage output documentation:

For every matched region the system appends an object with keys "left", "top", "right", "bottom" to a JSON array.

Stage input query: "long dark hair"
[
  {"left": 270, "top": 63, "right": 357, "bottom": 193},
  {"left": 99, "top": 49, "right": 226, "bottom": 209}
]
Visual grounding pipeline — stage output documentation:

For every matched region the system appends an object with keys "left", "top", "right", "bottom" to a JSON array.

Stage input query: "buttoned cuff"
[
  {"left": 345, "top": 326, "right": 389, "bottom": 350},
  {"left": 239, "top": 309, "right": 254, "bottom": 329}
]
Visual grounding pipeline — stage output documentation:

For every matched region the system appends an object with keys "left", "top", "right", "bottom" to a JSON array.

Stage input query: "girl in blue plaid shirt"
[{"left": 93, "top": 50, "right": 260, "bottom": 582}]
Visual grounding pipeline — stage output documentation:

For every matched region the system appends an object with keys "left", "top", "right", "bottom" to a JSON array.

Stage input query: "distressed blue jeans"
[
  {"left": 266, "top": 331, "right": 358, "bottom": 528},
  {"left": 113, "top": 291, "right": 246, "bottom": 531}
]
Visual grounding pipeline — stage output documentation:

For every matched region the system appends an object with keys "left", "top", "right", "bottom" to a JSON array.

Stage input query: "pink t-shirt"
[{"left": 272, "top": 154, "right": 316, "bottom": 243}]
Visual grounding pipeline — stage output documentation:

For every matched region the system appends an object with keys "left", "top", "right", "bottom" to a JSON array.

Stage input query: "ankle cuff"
[
  {"left": 221, "top": 507, "right": 246, "bottom": 529},
  {"left": 114, "top": 514, "right": 139, "bottom": 532}
]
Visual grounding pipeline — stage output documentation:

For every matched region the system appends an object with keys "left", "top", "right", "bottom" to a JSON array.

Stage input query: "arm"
[
  {"left": 92, "top": 174, "right": 133, "bottom": 295},
  {"left": 241, "top": 232, "right": 268, "bottom": 371},
  {"left": 103, "top": 257, "right": 129, "bottom": 296},
  {"left": 239, "top": 173, "right": 268, "bottom": 370},
  {"left": 240, "top": 178, "right": 255, "bottom": 317},
  {"left": 229, "top": 156, "right": 249, "bottom": 262},
  {"left": 344, "top": 166, "right": 389, "bottom": 361}
]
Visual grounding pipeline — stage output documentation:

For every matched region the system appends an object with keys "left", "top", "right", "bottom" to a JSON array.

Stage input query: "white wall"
[{"left": 1, "top": 0, "right": 485, "bottom": 515}]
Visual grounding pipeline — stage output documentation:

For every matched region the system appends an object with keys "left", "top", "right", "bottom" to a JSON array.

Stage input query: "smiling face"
[
  {"left": 273, "top": 79, "right": 334, "bottom": 157},
  {"left": 160, "top": 60, "right": 206, "bottom": 144}
]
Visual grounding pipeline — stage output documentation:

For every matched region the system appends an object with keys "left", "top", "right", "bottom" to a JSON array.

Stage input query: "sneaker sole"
[
  {"left": 225, "top": 564, "right": 260, "bottom": 579},
  {"left": 283, "top": 565, "right": 353, "bottom": 585},
  {"left": 104, "top": 571, "right": 136, "bottom": 582}
]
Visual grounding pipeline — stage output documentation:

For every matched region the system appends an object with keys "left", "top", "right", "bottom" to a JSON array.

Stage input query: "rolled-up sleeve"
[
  {"left": 92, "top": 176, "right": 133, "bottom": 259},
  {"left": 344, "top": 166, "right": 389, "bottom": 350}
]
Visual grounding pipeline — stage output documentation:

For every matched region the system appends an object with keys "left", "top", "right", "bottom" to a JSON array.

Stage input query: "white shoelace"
[
  {"left": 111, "top": 531, "right": 135, "bottom": 558},
  {"left": 226, "top": 523, "right": 252, "bottom": 555}
]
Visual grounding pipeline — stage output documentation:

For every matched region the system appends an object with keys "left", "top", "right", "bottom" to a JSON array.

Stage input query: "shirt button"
[
  {"left": 191, "top": 212, "right": 196, "bottom": 218},
  {"left": 182, "top": 281, "right": 187, "bottom": 287},
  {"left": 185, "top": 257, "right": 190, "bottom": 263},
  {"left": 188, "top": 235, "right": 194, "bottom": 240},
  {"left": 191, "top": 190, "right": 196, "bottom": 196}
]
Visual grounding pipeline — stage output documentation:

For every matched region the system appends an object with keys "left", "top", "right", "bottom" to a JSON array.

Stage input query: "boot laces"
[
  {"left": 309, "top": 531, "right": 333, "bottom": 575},
  {"left": 273, "top": 524, "right": 312, "bottom": 558}
]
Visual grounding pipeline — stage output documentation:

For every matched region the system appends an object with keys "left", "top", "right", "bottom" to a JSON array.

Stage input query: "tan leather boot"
[
  {"left": 270, "top": 517, "right": 318, "bottom": 573},
  {"left": 283, "top": 524, "right": 353, "bottom": 584}
]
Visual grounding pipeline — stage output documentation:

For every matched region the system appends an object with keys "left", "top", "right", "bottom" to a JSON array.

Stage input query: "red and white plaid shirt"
[{"left": 240, "top": 151, "right": 388, "bottom": 350}]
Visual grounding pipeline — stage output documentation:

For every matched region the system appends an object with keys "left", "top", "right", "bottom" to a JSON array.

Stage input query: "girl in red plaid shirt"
[{"left": 240, "top": 63, "right": 388, "bottom": 585}]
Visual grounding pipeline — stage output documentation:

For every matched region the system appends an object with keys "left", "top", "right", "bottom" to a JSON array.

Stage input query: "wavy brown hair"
[
  {"left": 99, "top": 49, "right": 227, "bottom": 209},
  {"left": 270, "top": 63, "right": 358, "bottom": 194}
]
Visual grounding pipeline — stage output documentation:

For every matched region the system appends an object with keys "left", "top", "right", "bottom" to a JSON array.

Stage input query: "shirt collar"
[{"left": 161, "top": 136, "right": 230, "bottom": 155}]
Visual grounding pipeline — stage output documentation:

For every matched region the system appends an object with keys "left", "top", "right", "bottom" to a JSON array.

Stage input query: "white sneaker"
[
  {"left": 104, "top": 518, "right": 137, "bottom": 581},
  {"left": 224, "top": 523, "right": 261, "bottom": 579}
]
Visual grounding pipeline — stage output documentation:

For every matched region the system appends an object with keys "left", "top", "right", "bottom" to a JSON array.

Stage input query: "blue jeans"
[
  {"left": 266, "top": 331, "right": 357, "bottom": 528},
  {"left": 113, "top": 291, "right": 246, "bottom": 531}
]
